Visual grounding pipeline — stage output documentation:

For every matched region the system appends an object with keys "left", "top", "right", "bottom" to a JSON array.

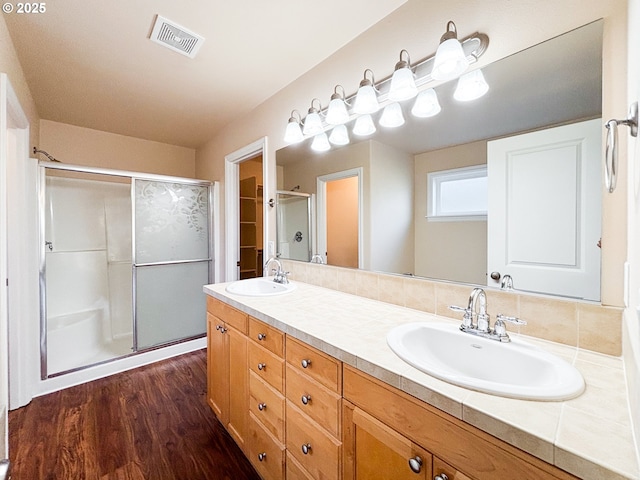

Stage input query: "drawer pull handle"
[
  {"left": 301, "top": 443, "right": 312, "bottom": 455},
  {"left": 258, "top": 402, "right": 267, "bottom": 411},
  {"left": 258, "top": 452, "right": 267, "bottom": 462},
  {"left": 408, "top": 456, "right": 423, "bottom": 474},
  {"left": 257, "top": 333, "right": 267, "bottom": 341},
  {"left": 434, "top": 474, "right": 449, "bottom": 480},
  {"left": 257, "top": 363, "right": 266, "bottom": 371},
  {"left": 301, "top": 359, "right": 312, "bottom": 368},
  {"left": 301, "top": 394, "right": 312, "bottom": 405}
]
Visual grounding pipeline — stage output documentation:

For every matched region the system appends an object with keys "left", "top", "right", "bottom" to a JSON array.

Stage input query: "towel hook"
[{"left": 605, "top": 101, "right": 638, "bottom": 193}]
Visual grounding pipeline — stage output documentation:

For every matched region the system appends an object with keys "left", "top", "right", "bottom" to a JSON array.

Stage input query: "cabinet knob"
[
  {"left": 257, "top": 363, "right": 266, "bottom": 371},
  {"left": 301, "top": 359, "right": 312, "bottom": 368},
  {"left": 257, "top": 333, "right": 267, "bottom": 341},
  {"left": 258, "top": 402, "right": 267, "bottom": 411},
  {"left": 408, "top": 456, "right": 423, "bottom": 474},
  {"left": 258, "top": 452, "right": 267, "bottom": 462},
  {"left": 301, "top": 443, "right": 312, "bottom": 455},
  {"left": 301, "top": 394, "right": 312, "bottom": 405},
  {"left": 434, "top": 474, "right": 449, "bottom": 480}
]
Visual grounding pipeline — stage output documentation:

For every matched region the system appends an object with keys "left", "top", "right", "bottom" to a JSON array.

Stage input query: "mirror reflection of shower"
[{"left": 276, "top": 190, "right": 314, "bottom": 262}]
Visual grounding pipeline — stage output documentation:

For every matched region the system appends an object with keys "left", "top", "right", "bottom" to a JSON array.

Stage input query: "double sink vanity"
[{"left": 204, "top": 275, "right": 637, "bottom": 480}]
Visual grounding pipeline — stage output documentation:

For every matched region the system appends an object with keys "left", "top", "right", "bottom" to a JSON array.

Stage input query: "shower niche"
[{"left": 41, "top": 165, "right": 212, "bottom": 377}]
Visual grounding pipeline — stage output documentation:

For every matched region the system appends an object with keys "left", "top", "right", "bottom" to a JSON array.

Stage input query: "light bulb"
[
  {"left": 411, "top": 89, "right": 441, "bottom": 118},
  {"left": 311, "top": 132, "right": 330, "bottom": 152},
  {"left": 352, "top": 114, "right": 376, "bottom": 136},
  {"left": 329, "top": 124, "right": 349, "bottom": 146},
  {"left": 379, "top": 103, "right": 405, "bottom": 128},
  {"left": 454, "top": 69, "right": 489, "bottom": 101}
]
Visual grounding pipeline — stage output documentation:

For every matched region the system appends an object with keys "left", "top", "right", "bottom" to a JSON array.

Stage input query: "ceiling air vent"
[{"left": 150, "top": 15, "right": 205, "bottom": 59}]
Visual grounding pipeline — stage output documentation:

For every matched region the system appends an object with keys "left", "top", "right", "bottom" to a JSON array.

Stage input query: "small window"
[{"left": 427, "top": 165, "right": 487, "bottom": 221}]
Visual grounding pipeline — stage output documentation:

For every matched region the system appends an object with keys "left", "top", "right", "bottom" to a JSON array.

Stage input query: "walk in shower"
[
  {"left": 276, "top": 190, "right": 313, "bottom": 262},
  {"left": 40, "top": 162, "right": 212, "bottom": 378}
]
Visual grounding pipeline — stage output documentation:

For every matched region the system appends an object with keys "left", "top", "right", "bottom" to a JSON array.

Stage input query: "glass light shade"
[
  {"left": 302, "top": 111, "right": 323, "bottom": 136},
  {"left": 352, "top": 114, "right": 376, "bottom": 136},
  {"left": 379, "top": 103, "right": 405, "bottom": 128},
  {"left": 329, "top": 124, "right": 349, "bottom": 146},
  {"left": 411, "top": 89, "right": 441, "bottom": 118},
  {"left": 353, "top": 84, "right": 379, "bottom": 114},
  {"left": 311, "top": 132, "right": 330, "bottom": 152},
  {"left": 431, "top": 38, "right": 469, "bottom": 81},
  {"left": 284, "top": 119, "right": 304, "bottom": 143},
  {"left": 388, "top": 66, "right": 418, "bottom": 102},
  {"left": 325, "top": 97, "right": 349, "bottom": 125},
  {"left": 454, "top": 69, "right": 489, "bottom": 101}
]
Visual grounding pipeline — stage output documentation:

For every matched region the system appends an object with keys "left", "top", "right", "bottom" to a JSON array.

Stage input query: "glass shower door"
[{"left": 133, "top": 179, "right": 211, "bottom": 349}]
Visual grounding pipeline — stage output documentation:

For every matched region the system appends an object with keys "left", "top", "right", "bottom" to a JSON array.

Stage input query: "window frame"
[{"left": 426, "top": 164, "right": 488, "bottom": 222}]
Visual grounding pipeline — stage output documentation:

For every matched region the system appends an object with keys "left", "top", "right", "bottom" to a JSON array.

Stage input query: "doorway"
[
  {"left": 239, "top": 155, "right": 264, "bottom": 279},
  {"left": 317, "top": 168, "right": 363, "bottom": 268}
]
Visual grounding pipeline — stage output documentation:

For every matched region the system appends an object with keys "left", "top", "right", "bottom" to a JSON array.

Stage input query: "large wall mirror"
[{"left": 276, "top": 20, "right": 603, "bottom": 301}]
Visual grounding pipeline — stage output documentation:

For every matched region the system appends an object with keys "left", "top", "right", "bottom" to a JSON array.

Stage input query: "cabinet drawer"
[
  {"left": 286, "top": 451, "right": 315, "bottom": 480},
  {"left": 249, "top": 317, "right": 284, "bottom": 357},
  {"left": 434, "top": 457, "right": 473, "bottom": 480},
  {"left": 286, "top": 336, "right": 342, "bottom": 393},
  {"left": 248, "top": 412, "right": 285, "bottom": 480},
  {"left": 286, "top": 402, "right": 341, "bottom": 480},
  {"left": 249, "top": 341, "right": 284, "bottom": 393},
  {"left": 249, "top": 371, "right": 285, "bottom": 442},
  {"left": 286, "top": 363, "right": 341, "bottom": 438},
  {"left": 206, "top": 296, "right": 247, "bottom": 334}
]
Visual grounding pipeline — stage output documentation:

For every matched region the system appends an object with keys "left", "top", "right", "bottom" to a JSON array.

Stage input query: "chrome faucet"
[
  {"left": 310, "top": 254, "right": 324, "bottom": 264},
  {"left": 263, "top": 256, "right": 289, "bottom": 284},
  {"left": 500, "top": 274, "right": 514, "bottom": 291},
  {"left": 449, "top": 287, "right": 526, "bottom": 342}
]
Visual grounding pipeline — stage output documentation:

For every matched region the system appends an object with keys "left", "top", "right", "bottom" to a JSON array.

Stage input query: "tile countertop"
[{"left": 203, "top": 281, "right": 639, "bottom": 480}]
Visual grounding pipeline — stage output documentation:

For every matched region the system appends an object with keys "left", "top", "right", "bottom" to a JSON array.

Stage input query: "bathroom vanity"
[{"left": 204, "top": 281, "right": 637, "bottom": 480}]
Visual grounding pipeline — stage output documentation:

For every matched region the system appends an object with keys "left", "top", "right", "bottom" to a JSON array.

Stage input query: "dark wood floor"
[{"left": 9, "top": 349, "right": 260, "bottom": 480}]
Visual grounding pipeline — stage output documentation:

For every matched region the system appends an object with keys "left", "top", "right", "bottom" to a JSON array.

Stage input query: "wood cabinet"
[
  {"left": 248, "top": 318, "right": 286, "bottom": 480},
  {"left": 206, "top": 297, "right": 248, "bottom": 451},
  {"left": 343, "top": 365, "right": 579, "bottom": 480},
  {"left": 285, "top": 337, "right": 342, "bottom": 479}
]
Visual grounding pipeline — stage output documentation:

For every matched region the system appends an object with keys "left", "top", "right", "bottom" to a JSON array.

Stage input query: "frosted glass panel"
[
  {"left": 135, "top": 180, "right": 209, "bottom": 263},
  {"left": 135, "top": 261, "right": 208, "bottom": 349}
]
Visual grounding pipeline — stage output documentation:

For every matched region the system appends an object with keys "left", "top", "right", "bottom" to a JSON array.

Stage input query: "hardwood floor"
[{"left": 9, "top": 349, "right": 260, "bottom": 480}]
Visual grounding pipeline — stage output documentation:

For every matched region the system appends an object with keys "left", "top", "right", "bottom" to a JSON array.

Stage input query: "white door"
[{"left": 487, "top": 118, "right": 602, "bottom": 300}]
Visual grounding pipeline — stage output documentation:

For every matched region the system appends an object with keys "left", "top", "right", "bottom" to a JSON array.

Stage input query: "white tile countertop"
[{"left": 203, "top": 280, "right": 639, "bottom": 480}]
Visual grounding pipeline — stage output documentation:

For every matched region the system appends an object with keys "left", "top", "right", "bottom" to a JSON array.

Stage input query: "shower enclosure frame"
[
  {"left": 275, "top": 190, "right": 314, "bottom": 262},
  {"left": 38, "top": 161, "right": 214, "bottom": 379}
]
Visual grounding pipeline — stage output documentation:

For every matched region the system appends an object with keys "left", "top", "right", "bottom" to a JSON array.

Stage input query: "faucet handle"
[
  {"left": 449, "top": 305, "right": 474, "bottom": 328},
  {"left": 495, "top": 314, "right": 526, "bottom": 326}
]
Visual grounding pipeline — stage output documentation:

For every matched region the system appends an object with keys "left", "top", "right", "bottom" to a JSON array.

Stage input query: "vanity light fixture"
[
  {"left": 325, "top": 85, "right": 350, "bottom": 125},
  {"left": 411, "top": 88, "right": 441, "bottom": 117},
  {"left": 453, "top": 69, "right": 489, "bottom": 101},
  {"left": 352, "top": 114, "right": 377, "bottom": 136},
  {"left": 431, "top": 21, "right": 470, "bottom": 81},
  {"left": 353, "top": 69, "right": 380, "bottom": 114},
  {"left": 284, "top": 20, "right": 489, "bottom": 150},
  {"left": 311, "top": 132, "right": 331, "bottom": 152},
  {"left": 379, "top": 102, "right": 405, "bottom": 128},
  {"left": 283, "top": 110, "right": 304, "bottom": 144},
  {"left": 302, "top": 98, "right": 324, "bottom": 136},
  {"left": 329, "top": 124, "right": 350, "bottom": 146},
  {"left": 388, "top": 49, "right": 418, "bottom": 102}
]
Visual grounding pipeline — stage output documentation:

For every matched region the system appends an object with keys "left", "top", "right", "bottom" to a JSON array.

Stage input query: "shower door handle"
[{"left": 45, "top": 241, "right": 53, "bottom": 251}]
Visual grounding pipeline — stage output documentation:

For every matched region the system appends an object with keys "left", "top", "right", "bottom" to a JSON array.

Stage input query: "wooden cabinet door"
[
  {"left": 433, "top": 457, "right": 473, "bottom": 480},
  {"left": 207, "top": 313, "right": 229, "bottom": 424},
  {"left": 345, "top": 403, "right": 432, "bottom": 480},
  {"left": 227, "top": 325, "right": 248, "bottom": 450}
]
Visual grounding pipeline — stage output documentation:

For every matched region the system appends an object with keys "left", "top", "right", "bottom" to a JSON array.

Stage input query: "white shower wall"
[{"left": 45, "top": 176, "right": 132, "bottom": 374}]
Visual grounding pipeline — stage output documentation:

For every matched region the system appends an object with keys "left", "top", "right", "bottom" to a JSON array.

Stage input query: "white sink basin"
[
  {"left": 387, "top": 322, "right": 584, "bottom": 401},
  {"left": 225, "top": 277, "right": 296, "bottom": 297}
]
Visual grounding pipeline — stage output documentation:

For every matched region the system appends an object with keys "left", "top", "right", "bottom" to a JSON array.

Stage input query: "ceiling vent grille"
[{"left": 150, "top": 15, "right": 205, "bottom": 59}]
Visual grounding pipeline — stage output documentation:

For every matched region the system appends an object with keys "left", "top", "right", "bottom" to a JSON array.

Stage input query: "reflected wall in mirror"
[
  {"left": 275, "top": 21, "right": 603, "bottom": 301},
  {"left": 276, "top": 190, "right": 313, "bottom": 262}
]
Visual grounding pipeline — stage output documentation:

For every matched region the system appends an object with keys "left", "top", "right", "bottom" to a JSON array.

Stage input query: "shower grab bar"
[
  {"left": 134, "top": 258, "right": 212, "bottom": 268},
  {"left": 605, "top": 101, "right": 638, "bottom": 193}
]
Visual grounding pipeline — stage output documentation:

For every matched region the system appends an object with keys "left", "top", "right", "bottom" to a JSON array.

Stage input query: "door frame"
[
  {"left": 316, "top": 167, "right": 363, "bottom": 268},
  {"left": 224, "top": 137, "right": 268, "bottom": 282}
]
